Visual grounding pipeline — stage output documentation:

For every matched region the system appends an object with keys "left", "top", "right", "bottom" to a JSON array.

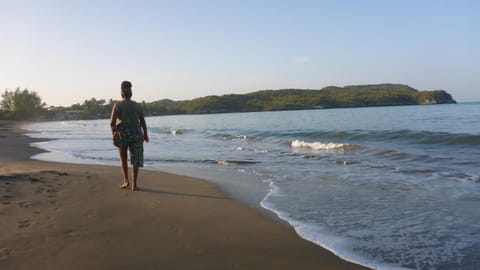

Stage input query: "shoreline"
[{"left": 0, "top": 121, "right": 371, "bottom": 269}]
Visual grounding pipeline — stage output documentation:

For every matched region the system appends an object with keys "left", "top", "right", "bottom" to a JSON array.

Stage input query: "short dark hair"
[
  {"left": 121, "top": 81, "right": 132, "bottom": 89},
  {"left": 121, "top": 81, "right": 132, "bottom": 99}
]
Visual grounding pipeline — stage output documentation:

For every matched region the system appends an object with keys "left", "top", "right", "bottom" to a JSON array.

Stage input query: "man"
[{"left": 110, "top": 81, "right": 149, "bottom": 191}]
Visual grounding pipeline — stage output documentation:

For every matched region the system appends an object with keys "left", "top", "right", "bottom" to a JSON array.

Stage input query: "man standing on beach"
[{"left": 110, "top": 81, "right": 149, "bottom": 191}]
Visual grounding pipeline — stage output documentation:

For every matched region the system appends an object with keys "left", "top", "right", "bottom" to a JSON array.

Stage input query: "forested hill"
[
  {"left": 0, "top": 84, "right": 457, "bottom": 121},
  {"left": 143, "top": 84, "right": 456, "bottom": 115}
]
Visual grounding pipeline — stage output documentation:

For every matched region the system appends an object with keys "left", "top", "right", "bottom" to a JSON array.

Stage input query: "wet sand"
[{"left": 0, "top": 121, "right": 371, "bottom": 270}]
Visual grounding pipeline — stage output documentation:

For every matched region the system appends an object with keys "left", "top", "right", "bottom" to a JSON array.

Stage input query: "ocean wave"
[
  {"left": 291, "top": 140, "right": 354, "bottom": 151},
  {"left": 170, "top": 129, "right": 184, "bottom": 136},
  {"left": 236, "top": 147, "right": 269, "bottom": 153},
  {"left": 149, "top": 126, "right": 480, "bottom": 147},
  {"left": 256, "top": 129, "right": 480, "bottom": 147},
  {"left": 369, "top": 130, "right": 480, "bottom": 146},
  {"left": 149, "top": 127, "right": 188, "bottom": 136},
  {"left": 216, "top": 159, "right": 259, "bottom": 166},
  {"left": 214, "top": 134, "right": 258, "bottom": 141},
  {"left": 145, "top": 158, "right": 259, "bottom": 166},
  {"left": 216, "top": 160, "right": 255, "bottom": 166}
]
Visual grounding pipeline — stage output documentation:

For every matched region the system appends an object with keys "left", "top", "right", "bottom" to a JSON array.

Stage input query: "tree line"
[
  {"left": 0, "top": 88, "right": 116, "bottom": 120},
  {"left": 1, "top": 88, "right": 46, "bottom": 120},
  {"left": 0, "top": 84, "right": 456, "bottom": 121},
  {"left": 142, "top": 84, "right": 456, "bottom": 115}
]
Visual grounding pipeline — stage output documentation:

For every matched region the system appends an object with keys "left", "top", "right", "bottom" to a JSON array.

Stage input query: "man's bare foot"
[
  {"left": 131, "top": 185, "right": 137, "bottom": 191},
  {"left": 120, "top": 182, "right": 130, "bottom": 188}
]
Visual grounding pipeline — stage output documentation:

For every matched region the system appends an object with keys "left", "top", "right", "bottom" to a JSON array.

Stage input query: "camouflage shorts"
[{"left": 113, "top": 125, "right": 144, "bottom": 167}]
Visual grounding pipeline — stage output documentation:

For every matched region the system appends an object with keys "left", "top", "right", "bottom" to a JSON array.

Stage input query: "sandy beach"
[{"left": 0, "top": 121, "right": 371, "bottom": 270}]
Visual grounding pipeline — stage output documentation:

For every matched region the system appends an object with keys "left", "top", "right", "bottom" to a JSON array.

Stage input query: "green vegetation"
[
  {"left": 0, "top": 88, "right": 47, "bottom": 120},
  {"left": 0, "top": 84, "right": 456, "bottom": 121},
  {"left": 0, "top": 90, "right": 115, "bottom": 120},
  {"left": 42, "top": 98, "right": 115, "bottom": 120},
  {"left": 142, "top": 84, "right": 456, "bottom": 116}
]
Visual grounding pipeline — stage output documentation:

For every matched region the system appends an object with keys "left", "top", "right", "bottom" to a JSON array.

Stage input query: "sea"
[{"left": 24, "top": 103, "right": 480, "bottom": 270}]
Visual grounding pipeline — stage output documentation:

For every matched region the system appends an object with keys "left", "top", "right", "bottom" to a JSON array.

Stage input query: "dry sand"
[{"left": 0, "top": 121, "right": 371, "bottom": 270}]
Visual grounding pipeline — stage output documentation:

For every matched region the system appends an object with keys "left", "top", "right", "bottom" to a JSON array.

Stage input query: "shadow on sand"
[{"left": 137, "top": 187, "right": 227, "bottom": 200}]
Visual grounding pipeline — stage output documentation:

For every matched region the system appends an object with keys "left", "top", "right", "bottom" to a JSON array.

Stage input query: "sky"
[{"left": 0, "top": 0, "right": 479, "bottom": 106}]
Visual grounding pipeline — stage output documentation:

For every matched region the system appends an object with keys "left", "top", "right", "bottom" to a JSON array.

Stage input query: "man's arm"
[
  {"left": 139, "top": 110, "right": 149, "bottom": 143},
  {"left": 110, "top": 103, "right": 118, "bottom": 135}
]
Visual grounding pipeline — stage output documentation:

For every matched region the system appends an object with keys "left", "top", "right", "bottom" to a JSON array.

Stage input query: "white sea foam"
[
  {"left": 235, "top": 147, "right": 268, "bottom": 153},
  {"left": 291, "top": 139, "right": 350, "bottom": 150},
  {"left": 170, "top": 129, "right": 185, "bottom": 136},
  {"left": 217, "top": 160, "right": 232, "bottom": 166}
]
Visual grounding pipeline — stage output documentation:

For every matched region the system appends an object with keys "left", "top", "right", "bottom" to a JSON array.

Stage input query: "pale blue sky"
[{"left": 1, "top": 0, "right": 478, "bottom": 105}]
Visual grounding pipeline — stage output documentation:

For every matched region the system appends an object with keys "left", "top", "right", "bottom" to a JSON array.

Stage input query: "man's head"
[{"left": 121, "top": 81, "right": 132, "bottom": 99}]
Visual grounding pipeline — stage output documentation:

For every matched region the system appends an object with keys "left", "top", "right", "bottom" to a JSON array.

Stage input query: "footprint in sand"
[
  {"left": 36, "top": 186, "right": 60, "bottom": 196},
  {"left": 46, "top": 187, "right": 60, "bottom": 199},
  {"left": 40, "top": 170, "right": 69, "bottom": 176},
  {"left": 170, "top": 225, "right": 184, "bottom": 235},
  {"left": 2, "top": 195, "right": 12, "bottom": 205},
  {"left": 18, "top": 220, "right": 32, "bottom": 229},
  {"left": 0, "top": 247, "right": 12, "bottom": 261},
  {"left": 231, "top": 263, "right": 246, "bottom": 269},
  {"left": 62, "top": 229, "right": 79, "bottom": 238},
  {"left": 28, "top": 177, "right": 43, "bottom": 183},
  {"left": 0, "top": 175, "right": 14, "bottom": 181},
  {"left": 83, "top": 211, "right": 96, "bottom": 218},
  {"left": 2, "top": 193, "right": 11, "bottom": 202},
  {"left": 46, "top": 186, "right": 59, "bottom": 193},
  {"left": 18, "top": 201, "right": 33, "bottom": 208}
]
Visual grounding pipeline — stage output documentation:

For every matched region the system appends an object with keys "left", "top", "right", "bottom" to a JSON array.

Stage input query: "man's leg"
[
  {"left": 132, "top": 165, "right": 139, "bottom": 191},
  {"left": 119, "top": 146, "right": 130, "bottom": 188}
]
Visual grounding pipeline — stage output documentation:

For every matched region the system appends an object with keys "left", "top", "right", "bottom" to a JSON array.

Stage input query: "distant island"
[
  {"left": 0, "top": 84, "right": 456, "bottom": 121},
  {"left": 142, "top": 83, "right": 456, "bottom": 116}
]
